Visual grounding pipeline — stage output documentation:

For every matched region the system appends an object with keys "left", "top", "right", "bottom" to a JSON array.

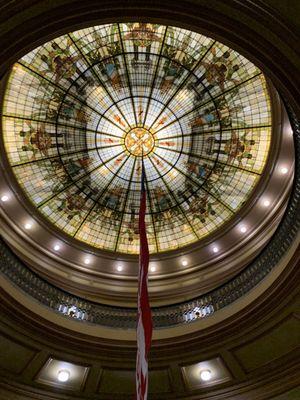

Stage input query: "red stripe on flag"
[{"left": 136, "top": 166, "right": 152, "bottom": 400}]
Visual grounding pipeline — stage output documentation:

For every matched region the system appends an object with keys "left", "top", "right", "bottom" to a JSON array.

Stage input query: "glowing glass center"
[
  {"left": 57, "top": 370, "right": 70, "bottom": 382},
  {"left": 125, "top": 127, "right": 154, "bottom": 156}
]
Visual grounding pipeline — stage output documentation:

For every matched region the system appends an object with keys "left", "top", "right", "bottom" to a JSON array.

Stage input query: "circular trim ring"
[{"left": 0, "top": 97, "right": 298, "bottom": 328}]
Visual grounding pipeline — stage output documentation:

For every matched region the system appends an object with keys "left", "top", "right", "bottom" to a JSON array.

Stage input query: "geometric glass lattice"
[{"left": 1, "top": 23, "right": 272, "bottom": 254}]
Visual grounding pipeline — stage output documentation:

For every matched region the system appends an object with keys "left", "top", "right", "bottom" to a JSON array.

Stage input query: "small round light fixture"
[
  {"left": 1, "top": 195, "right": 9, "bottom": 202},
  {"left": 182, "top": 260, "right": 188, "bottom": 267},
  {"left": 84, "top": 258, "right": 91, "bottom": 265},
  {"left": 200, "top": 369, "right": 212, "bottom": 382},
  {"left": 117, "top": 265, "right": 123, "bottom": 272},
  {"left": 150, "top": 266, "right": 156, "bottom": 272},
  {"left": 212, "top": 246, "right": 219, "bottom": 253},
  {"left": 240, "top": 226, "right": 247, "bottom": 233},
  {"left": 280, "top": 166, "right": 288, "bottom": 175},
  {"left": 57, "top": 369, "right": 70, "bottom": 382},
  {"left": 24, "top": 222, "right": 32, "bottom": 230},
  {"left": 263, "top": 199, "right": 270, "bottom": 207},
  {"left": 53, "top": 244, "right": 61, "bottom": 251}
]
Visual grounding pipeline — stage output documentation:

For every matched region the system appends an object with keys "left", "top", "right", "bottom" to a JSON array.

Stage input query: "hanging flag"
[{"left": 136, "top": 160, "right": 152, "bottom": 400}]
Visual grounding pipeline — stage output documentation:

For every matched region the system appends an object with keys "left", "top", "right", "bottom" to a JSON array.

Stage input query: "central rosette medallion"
[{"left": 124, "top": 127, "right": 155, "bottom": 157}]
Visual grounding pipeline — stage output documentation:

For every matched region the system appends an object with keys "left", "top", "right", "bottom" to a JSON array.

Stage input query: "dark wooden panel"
[
  {"left": 232, "top": 316, "right": 300, "bottom": 372},
  {"left": 0, "top": 334, "right": 36, "bottom": 374}
]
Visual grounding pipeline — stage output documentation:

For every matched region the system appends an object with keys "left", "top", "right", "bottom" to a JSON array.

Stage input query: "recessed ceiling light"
[
  {"left": 53, "top": 244, "right": 61, "bottom": 251},
  {"left": 24, "top": 222, "right": 32, "bottom": 230},
  {"left": 1, "top": 195, "right": 9, "bottom": 202},
  {"left": 200, "top": 369, "right": 212, "bottom": 381},
  {"left": 212, "top": 246, "right": 219, "bottom": 253},
  {"left": 182, "top": 260, "right": 188, "bottom": 266},
  {"left": 150, "top": 266, "right": 156, "bottom": 272},
  {"left": 84, "top": 258, "right": 91, "bottom": 265},
  {"left": 117, "top": 265, "right": 123, "bottom": 272},
  {"left": 57, "top": 369, "right": 70, "bottom": 382},
  {"left": 280, "top": 166, "right": 288, "bottom": 174},
  {"left": 263, "top": 199, "right": 270, "bottom": 207},
  {"left": 240, "top": 226, "right": 247, "bottom": 233}
]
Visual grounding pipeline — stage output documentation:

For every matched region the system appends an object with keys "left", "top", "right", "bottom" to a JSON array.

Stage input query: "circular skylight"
[{"left": 2, "top": 23, "right": 271, "bottom": 254}]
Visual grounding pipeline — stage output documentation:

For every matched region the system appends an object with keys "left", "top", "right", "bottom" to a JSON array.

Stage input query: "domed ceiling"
[{"left": 1, "top": 23, "right": 271, "bottom": 254}]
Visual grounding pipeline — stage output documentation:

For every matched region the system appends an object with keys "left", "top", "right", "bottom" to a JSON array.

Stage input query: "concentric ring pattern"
[{"left": 2, "top": 23, "right": 271, "bottom": 254}]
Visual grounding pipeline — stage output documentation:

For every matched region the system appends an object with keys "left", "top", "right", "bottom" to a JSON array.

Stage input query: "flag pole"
[{"left": 136, "top": 153, "right": 152, "bottom": 400}]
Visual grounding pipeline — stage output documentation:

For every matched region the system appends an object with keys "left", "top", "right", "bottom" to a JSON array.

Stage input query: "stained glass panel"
[{"left": 2, "top": 23, "right": 272, "bottom": 254}]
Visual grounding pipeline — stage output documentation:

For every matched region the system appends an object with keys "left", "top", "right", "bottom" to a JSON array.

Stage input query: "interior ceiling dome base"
[{"left": 2, "top": 22, "right": 272, "bottom": 256}]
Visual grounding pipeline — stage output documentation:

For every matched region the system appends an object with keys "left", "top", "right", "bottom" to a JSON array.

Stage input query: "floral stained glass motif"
[{"left": 2, "top": 23, "right": 272, "bottom": 254}]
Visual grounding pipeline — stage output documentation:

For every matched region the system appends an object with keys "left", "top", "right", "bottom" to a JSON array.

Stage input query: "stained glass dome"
[{"left": 1, "top": 23, "right": 272, "bottom": 254}]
